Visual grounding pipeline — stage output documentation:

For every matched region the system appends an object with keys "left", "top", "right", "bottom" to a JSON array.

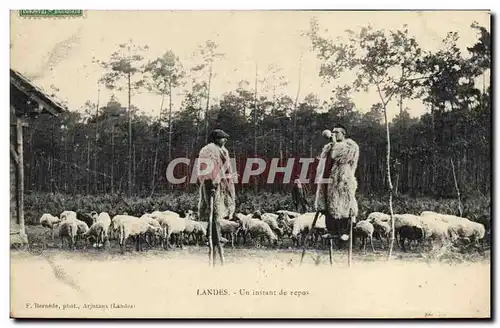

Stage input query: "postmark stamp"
[
  {"left": 18, "top": 10, "right": 85, "bottom": 19},
  {"left": 27, "top": 236, "right": 47, "bottom": 256}
]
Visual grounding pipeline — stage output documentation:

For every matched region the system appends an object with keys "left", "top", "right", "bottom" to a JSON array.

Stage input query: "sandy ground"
[{"left": 10, "top": 243, "right": 491, "bottom": 319}]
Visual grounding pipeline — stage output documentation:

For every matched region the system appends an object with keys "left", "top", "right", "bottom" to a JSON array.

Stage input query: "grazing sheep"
[
  {"left": 393, "top": 214, "right": 426, "bottom": 251},
  {"left": 90, "top": 212, "right": 111, "bottom": 247},
  {"left": 220, "top": 219, "right": 241, "bottom": 248},
  {"left": 291, "top": 212, "right": 326, "bottom": 247},
  {"left": 117, "top": 216, "right": 160, "bottom": 253},
  {"left": 353, "top": 220, "right": 375, "bottom": 252},
  {"left": 58, "top": 220, "right": 78, "bottom": 250},
  {"left": 276, "top": 212, "right": 296, "bottom": 239},
  {"left": 155, "top": 213, "right": 187, "bottom": 249},
  {"left": 140, "top": 214, "right": 163, "bottom": 247},
  {"left": 76, "top": 211, "right": 95, "bottom": 228},
  {"left": 39, "top": 213, "right": 61, "bottom": 240},
  {"left": 398, "top": 225, "right": 425, "bottom": 252},
  {"left": 371, "top": 217, "right": 391, "bottom": 249},
  {"left": 259, "top": 213, "right": 283, "bottom": 239},
  {"left": 60, "top": 211, "right": 89, "bottom": 247},
  {"left": 192, "top": 221, "right": 207, "bottom": 246},
  {"left": 110, "top": 214, "right": 138, "bottom": 240},
  {"left": 245, "top": 218, "right": 278, "bottom": 247},
  {"left": 82, "top": 221, "right": 107, "bottom": 248},
  {"left": 420, "top": 211, "right": 485, "bottom": 246},
  {"left": 276, "top": 210, "right": 301, "bottom": 218},
  {"left": 366, "top": 212, "right": 391, "bottom": 223}
]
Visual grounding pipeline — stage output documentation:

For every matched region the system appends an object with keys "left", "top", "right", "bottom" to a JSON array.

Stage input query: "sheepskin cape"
[
  {"left": 314, "top": 138, "right": 360, "bottom": 220},
  {"left": 197, "top": 142, "right": 236, "bottom": 223}
]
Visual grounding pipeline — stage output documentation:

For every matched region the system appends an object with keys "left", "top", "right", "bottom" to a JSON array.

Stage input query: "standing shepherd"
[
  {"left": 197, "top": 129, "right": 237, "bottom": 266},
  {"left": 314, "top": 124, "right": 360, "bottom": 248}
]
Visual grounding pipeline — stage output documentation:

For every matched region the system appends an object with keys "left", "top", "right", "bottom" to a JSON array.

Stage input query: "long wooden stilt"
[
  {"left": 207, "top": 193, "right": 214, "bottom": 267},
  {"left": 300, "top": 211, "right": 321, "bottom": 265},
  {"left": 348, "top": 215, "right": 354, "bottom": 268},
  {"left": 328, "top": 238, "right": 333, "bottom": 266}
]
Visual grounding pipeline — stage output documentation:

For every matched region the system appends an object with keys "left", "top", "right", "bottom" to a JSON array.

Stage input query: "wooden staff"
[
  {"left": 208, "top": 193, "right": 215, "bottom": 267},
  {"left": 300, "top": 210, "right": 321, "bottom": 266}
]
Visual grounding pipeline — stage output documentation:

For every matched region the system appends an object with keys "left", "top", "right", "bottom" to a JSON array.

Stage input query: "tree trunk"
[
  {"left": 168, "top": 80, "right": 173, "bottom": 192},
  {"left": 293, "top": 55, "right": 302, "bottom": 156},
  {"left": 205, "top": 61, "right": 213, "bottom": 143},
  {"left": 94, "top": 84, "right": 100, "bottom": 194},
  {"left": 150, "top": 88, "right": 166, "bottom": 197},
  {"left": 127, "top": 70, "right": 133, "bottom": 197},
  {"left": 253, "top": 63, "right": 258, "bottom": 191},
  {"left": 384, "top": 105, "right": 395, "bottom": 260},
  {"left": 111, "top": 125, "right": 115, "bottom": 194}
]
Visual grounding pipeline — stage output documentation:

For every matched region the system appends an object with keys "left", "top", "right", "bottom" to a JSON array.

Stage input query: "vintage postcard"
[{"left": 9, "top": 10, "right": 491, "bottom": 318}]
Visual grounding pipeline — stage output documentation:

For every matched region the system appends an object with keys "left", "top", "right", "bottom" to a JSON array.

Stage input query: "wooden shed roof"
[{"left": 10, "top": 68, "right": 67, "bottom": 117}]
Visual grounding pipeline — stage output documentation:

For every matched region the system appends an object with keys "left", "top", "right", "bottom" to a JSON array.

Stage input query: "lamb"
[
  {"left": 117, "top": 216, "right": 160, "bottom": 253},
  {"left": 353, "top": 220, "right": 375, "bottom": 252},
  {"left": 291, "top": 212, "right": 326, "bottom": 247},
  {"left": 39, "top": 213, "right": 61, "bottom": 240}
]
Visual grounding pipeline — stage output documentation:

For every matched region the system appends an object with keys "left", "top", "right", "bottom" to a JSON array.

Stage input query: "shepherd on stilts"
[
  {"left": 302, "top": 124, "right": 359, "bottom": 267},
  {"left": 197, "top": 129, "right": 237, "bottom": 266}
]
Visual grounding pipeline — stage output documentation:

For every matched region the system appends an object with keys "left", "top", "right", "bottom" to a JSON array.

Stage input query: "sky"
[{"left": 10, "top": 10, "right": 490, "bottom": 121}]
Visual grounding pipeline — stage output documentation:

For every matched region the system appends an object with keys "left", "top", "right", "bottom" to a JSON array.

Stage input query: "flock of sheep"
[{"left": 38, "top": 208, "right": 486, "bottom": 254}]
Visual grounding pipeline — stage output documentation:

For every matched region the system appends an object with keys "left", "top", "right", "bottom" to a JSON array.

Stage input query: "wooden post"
[{"left": 16, "top": 116, "right": 25, "bottom": 235}]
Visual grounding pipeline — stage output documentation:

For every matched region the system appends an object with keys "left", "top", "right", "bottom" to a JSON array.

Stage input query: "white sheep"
[
  {"left": 90, "top": 212, "right": 111, "bottom": 247},
  {"left": 39, "top": 213, "right": 61, "bottom": 240},
  {"left": 371, "top": 217, "right": 392, "bottom": 249},
  {"left": 259, "top": 213, "right": 283, "bottom": 239},
  {"left": 59, "top": 210, "right": 89, "bottom": 247},
  {"left": 82, "top": 221, "right": 108, "bottom": 248},
  {"left": 244, "top": 218, "right": 278, "bottom": 247},
  {"left": 154, "top": 212, "right": 187, "bottom": 249},
  {"left": 291, "top": 212, "right": 326, "bottom": 247},
  {"left": 353, "top": 220, "right": 375, "bottom": 252},
  {"left": 117, "top": 216, "right": 160, "bottom": 253},
  {"left": 420, "top": 211, "right": 485, "bottom": 245},
  {"left": 276, "top": 210, "right": 301, "bottom": 218},
  {"left": 219, "top": 219, "right": 241, "bottom": 248},
  {"left": 58, "top": 220, "right": 78, "bottom": 250},
  {"left": 110, "top": 214, "right": 137, "bottom": 239},
  {"left": 139, "top": 214, "right": 163, "bottom": 247},
  {"left": 366, "top": 211, "right": 391, "bottom": 223}
]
